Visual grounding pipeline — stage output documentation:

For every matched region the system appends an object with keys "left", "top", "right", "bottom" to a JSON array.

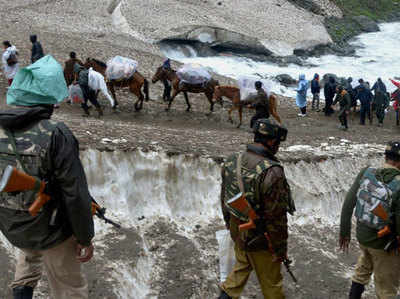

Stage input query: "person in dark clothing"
[
  {"left": 333, "top": 86, "right": 351, "bottom": 130},
  {"left": 373, "top": 89, "right": 389, "bottom": 127},
  {"left": 345, "top": 77, "right": 357, "bottom": 112},
  {"left": 324, "top": 76, "right": 336, "bottom": 116},
  {"left": 29, "top": 35, "right": 44, "bottom": 63},
  {"left": 73, "top": 63, "right": 103, "bottom": 117},
  {"left": 0, "top": 103, "right": 95, "bottom": 298},
  {"left": 340, "top": 142, "right": 400, "bottom": 299},
  {"left": 371, "top": 78, "right": 389, "bottom": 126},
  {"left": 161, "top": 59, "right": 172, "bottom": 101},
  {"left": 311, "top": 73, "right": 321, "bottom": 111},
  {"left": 64, "top": 52, "right": 84, "bottom": 86},
  {"left": 241, "top": 81, "right": 270, "bottom": 128},
  {"left": 356, "top": 84, "right": 373, "bottom": 125},
  {"left": 371, "top": 78, "right": 387, "bottom": 94}
]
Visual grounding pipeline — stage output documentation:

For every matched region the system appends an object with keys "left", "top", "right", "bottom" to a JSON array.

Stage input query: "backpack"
[
  {"left": 7, "top": 52, "right": 18, "bottom": 66},
  {"left": 355, "top": 168, "right": 400, "bottom": 230}
]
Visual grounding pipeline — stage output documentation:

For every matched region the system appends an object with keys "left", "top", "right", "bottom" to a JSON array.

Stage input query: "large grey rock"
[
  {"left": 118, "top": 0, "right": 333, "bottom": 56},
  {"left": 162, "top": 26, "right": 272, "bottom": 56},
  {"left": 352, "top": 15, "right": 380, "bottom": 33},
  {"left": 275, "top": 74, "right": 297, "bottom": 86}
]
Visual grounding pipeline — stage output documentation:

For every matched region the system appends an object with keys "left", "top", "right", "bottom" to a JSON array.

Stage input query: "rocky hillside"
[{"left": 114, "top": 0, "right": 334, "bottom": 58}]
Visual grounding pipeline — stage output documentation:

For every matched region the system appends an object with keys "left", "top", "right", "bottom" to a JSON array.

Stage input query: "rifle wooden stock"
[
  {"left": 371, "top": 203, "right": 392, "bottom": 238},
  {"left": 0, "top": 167, "right": 51, "bottom": 217},
  {"left": 2, "top": 167, "right": 38, "bottom": 192},
  {"left": 29, "top": 186, "right": 51, "bottom": 217}
]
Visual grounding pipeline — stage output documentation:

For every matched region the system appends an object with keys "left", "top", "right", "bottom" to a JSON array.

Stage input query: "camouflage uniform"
[
  {"left": 0, "top": 106, "right": 94, "bottom": 298},
  {"left": 220, "top": 144, "right": 294, "bottom": 299}
]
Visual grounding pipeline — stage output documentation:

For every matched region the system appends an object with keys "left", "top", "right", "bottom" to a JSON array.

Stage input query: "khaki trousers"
[
  {"left": 221, "top": 243, "right": 284, "bottom": 299},
  {"left": 10, "top": 237, "right": 88, "bottom": 299},
  {"left": 352, "top": 244, "right": 400, "bottom": 299}
]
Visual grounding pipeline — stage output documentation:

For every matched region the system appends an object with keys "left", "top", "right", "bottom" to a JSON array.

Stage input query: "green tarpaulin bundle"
[{"left": 7, "top": 55, "right": 68, "bottom": 106}]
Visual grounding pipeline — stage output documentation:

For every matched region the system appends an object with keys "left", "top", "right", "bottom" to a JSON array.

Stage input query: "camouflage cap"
[
  {"left": 253, "top": 118, "right": 288, "bottom": 142},
  {"left": 385, "top": 141, "right": 400, "bottom": 157}
]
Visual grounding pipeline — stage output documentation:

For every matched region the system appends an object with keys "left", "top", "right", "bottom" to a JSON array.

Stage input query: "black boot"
[
  {"left": 349, "top": 281, "right": 365, "bottom": 299},
  {"left": 218, "top": 290, "right": 232, "bottom": 299},
  {"left": 13, "top": 286, "right": 33, "bottom": 299}
]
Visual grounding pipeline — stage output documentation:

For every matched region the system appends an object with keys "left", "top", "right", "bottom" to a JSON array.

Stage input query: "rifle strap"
[{"left": 5, "top": 129, "right": 30, "bottom": 174}]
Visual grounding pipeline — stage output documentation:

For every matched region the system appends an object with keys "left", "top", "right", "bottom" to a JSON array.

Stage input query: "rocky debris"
[{"left": 275, "top": 74, "right": 297, "bottom": 87}]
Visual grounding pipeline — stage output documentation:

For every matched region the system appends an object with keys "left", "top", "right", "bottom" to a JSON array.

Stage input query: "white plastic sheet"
[
  {"left": 88, "top": 68, "right": 115, "bottom": 107},
  {"left": 106, "top": 56, "right": 138, "bottom": 80},
  {"left": 68, "top": 84, "right": 83, "bottom": 104},
  {"left": 216, "top": 229, "right": 236, "bottom": 283},
  {"left": 177, "top": 63, "right": 211, "bottom": 85},
  {"left": 237, "top": 75, "right": 272, "bottom": 101}
]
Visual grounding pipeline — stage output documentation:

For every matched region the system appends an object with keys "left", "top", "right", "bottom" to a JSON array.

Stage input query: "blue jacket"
[
  {"left": 311, "top": 79, "right": 320, "bottom": 94},
  {"left": 296, "top": 74, "right": 308, "bottom": 108},
  {"left": 356, "top": 85, "right": 373, "bottom": 106}
]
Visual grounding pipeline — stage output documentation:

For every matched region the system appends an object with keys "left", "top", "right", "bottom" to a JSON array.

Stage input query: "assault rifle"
[
  {"left": 370, "top": 202, "right": 397, "bottom": 253},
  {"left": 227, "top": 193, "right": 298, "bottom": 283},
  {"left": 0, "top": 165, "right": 121, "bottom": 229}
]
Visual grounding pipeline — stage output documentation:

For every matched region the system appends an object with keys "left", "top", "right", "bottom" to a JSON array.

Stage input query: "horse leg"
[
  {"left": 237, "top": 106, "right": 243, "bottom": 128},
  {"left": 206, "top": 92, "right": 214, "bottom": 112},
  {"left": 143, "top": 79, "right": 150, "bottom": 101},
  {"left": 108, "top": 82, "right": 118, "bottom": 109},
  {"left": 184, "top": 92, "right": 191, "bottom": 112},
  {"left": 131, "top": 84, "right": 144, "bottom": 111},
  {"left": 228, "top": 106, "right": 234, "bottom": 123},
  {"left": 166, "top": 89, "right": 180, "bottom": 111}
]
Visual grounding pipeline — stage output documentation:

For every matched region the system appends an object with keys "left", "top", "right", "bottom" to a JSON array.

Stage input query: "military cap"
[{"left": 253, "top": 118, "right": 288, "bottom": 142}]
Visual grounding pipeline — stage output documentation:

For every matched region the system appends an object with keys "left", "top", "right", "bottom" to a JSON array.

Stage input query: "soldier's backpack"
[{"left": 355, "top": 168, "right": 400, "bottom": 230}]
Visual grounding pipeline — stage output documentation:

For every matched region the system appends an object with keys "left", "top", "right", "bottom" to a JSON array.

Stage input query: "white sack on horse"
[
  {"left": 237, "top": 76, "right": 273, "bottom": 101},
  {"left": 88, "top": 68, "right": 115, "bottom": 107},
  {"left": 177, "top": 63, "right": 211, "bottom": 85},
  {"left": 106, "top": 56, "right": 138, "bottom": 80}
]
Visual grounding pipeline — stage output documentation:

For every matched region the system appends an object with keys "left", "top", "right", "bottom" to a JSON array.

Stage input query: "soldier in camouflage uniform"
[
  {"left": 340, "top": 141, "right": 400, "bottom": 299},
  {"left": 219, "top": 118, "right": 295, "bottom": 299},
  {"left": 0, "top": 77, "right": 95, "bottom": 297}
]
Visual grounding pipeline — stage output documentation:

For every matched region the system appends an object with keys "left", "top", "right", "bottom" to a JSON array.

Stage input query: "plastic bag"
[
  {"left": 7, "top": 55, "right": 68, "bottom": 106},
  {"left": 237, "top": 75, "right": 272, "bottom": 101},
  {"left": 69, "top": 84, "right": 83, "bottom": 104},
  {"left": 216, "top": 229, "right": 236, "bottom": 283},
  {"left": 177, "top": 63, "right": 211, "bottom": 85},
  {"left": 106, "top": 56, "right": 138, "bottom": 80},
  {"left": 88, "top": 68, "right": 115, "bottom": 107}
]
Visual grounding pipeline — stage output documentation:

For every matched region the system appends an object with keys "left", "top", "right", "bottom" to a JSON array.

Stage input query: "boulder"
[
  {"left": 352, "top": 16, "right": 379, "bottom": 33},
  {"left": 275, "top": 74, "right": 297, "bottom": 86}
]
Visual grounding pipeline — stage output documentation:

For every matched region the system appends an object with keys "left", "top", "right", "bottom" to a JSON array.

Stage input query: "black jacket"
[
  {"left": 0, "top": 106, "right": 94, "bottom": 250},
  {"left": 30, "top": 35, "right": 44, "bottom": 63},
  {"left": 324, "top": 81, "right": 336, "bottom": 100}
]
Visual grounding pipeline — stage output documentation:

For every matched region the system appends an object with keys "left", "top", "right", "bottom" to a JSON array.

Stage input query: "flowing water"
[{"left": 162, "top": 22, "right": 400, "bottom": 98}]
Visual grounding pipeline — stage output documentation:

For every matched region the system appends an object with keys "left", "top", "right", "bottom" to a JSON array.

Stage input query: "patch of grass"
[{"left": 331, "top": 0, "right": 400, "bottom": 20}]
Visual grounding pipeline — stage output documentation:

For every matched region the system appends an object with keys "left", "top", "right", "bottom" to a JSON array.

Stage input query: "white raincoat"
[{"left": 1, "top": 46, "right": 19, "bottom": 79}]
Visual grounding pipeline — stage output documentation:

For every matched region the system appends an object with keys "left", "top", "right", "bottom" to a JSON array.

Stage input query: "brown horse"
[
  {"left": 152, "top": 66, "right": 219, "bottom": 112},
  {"left": 85, "top": 58, "right": 149, "bottom": 111},
  {"left": 213, "top": 85, "right": 282, "bottom": 128}
]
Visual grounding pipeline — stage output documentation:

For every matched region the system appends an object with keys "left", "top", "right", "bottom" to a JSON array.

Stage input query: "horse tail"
[{"left": 143, "top": 78, "right": 150, "bottom": 101}]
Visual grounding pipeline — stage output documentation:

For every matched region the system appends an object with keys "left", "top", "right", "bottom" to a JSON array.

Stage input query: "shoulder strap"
[{"left": 4, "top": 129, "right": 29, "bottom": 174}]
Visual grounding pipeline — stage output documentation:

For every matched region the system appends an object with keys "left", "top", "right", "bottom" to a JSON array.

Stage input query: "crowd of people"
[{"left": 297, "top": 73, "right": 399, "bottom": 130}]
